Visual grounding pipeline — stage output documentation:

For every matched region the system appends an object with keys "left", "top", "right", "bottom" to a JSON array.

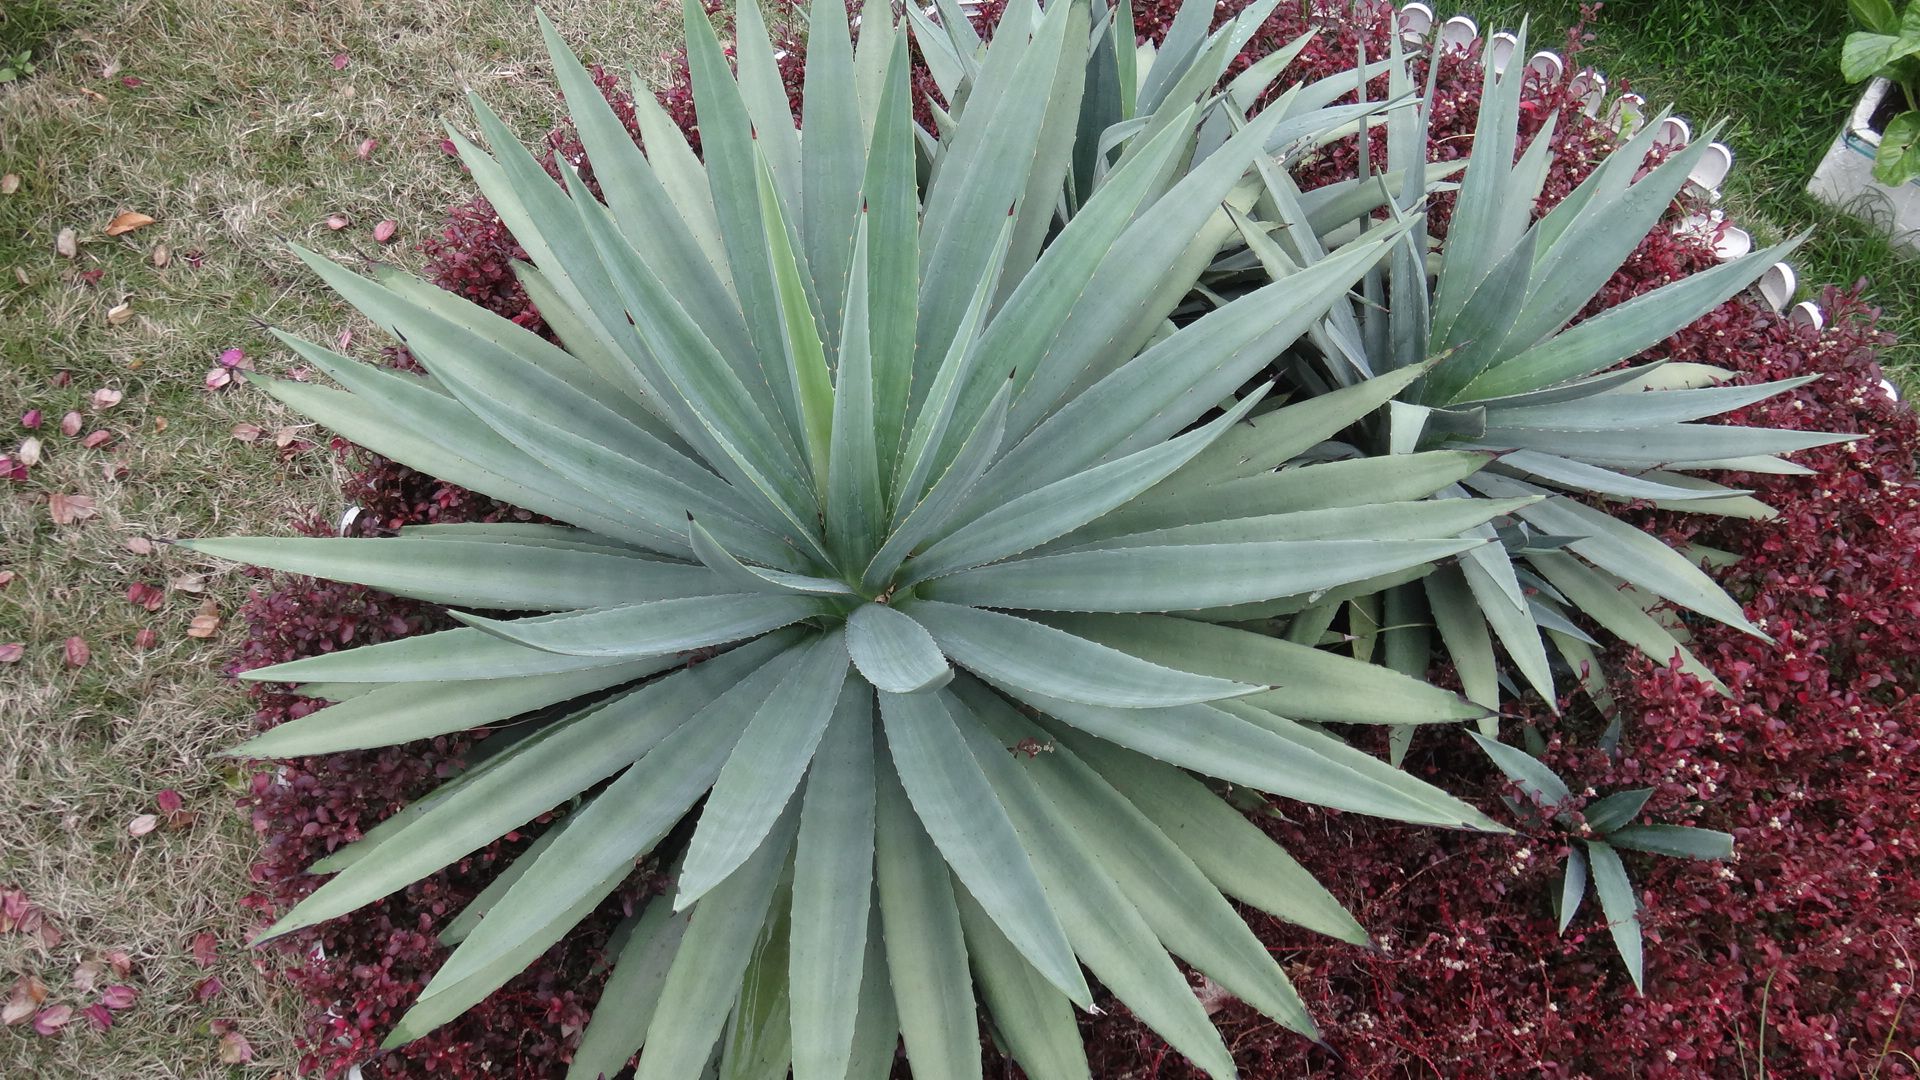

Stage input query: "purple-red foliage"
[{"left": 239, "top": 2, "right": 1920, "bottom": 1077}]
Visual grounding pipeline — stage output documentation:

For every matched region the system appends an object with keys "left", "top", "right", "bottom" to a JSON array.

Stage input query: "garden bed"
[{"left": 229, "top": 2, "right": 1920, "bottom": 1077}]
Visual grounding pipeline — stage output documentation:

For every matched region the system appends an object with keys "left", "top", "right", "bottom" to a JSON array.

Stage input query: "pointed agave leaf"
[
  {"left": 636, "top": 806, "right": 802, "bottom": 1080},
  {"left": 998, "top": 684, "right": 1501, "bottom": 830},
  {"left": 1468, "top": 473, "right": 1765, "bottom": 635},
  {"left": 682, "top": 0, "right": 804, "bottom": 454},
  {"left": 256, "top": 636, "right": 789, "bottom": 944},
  {"left": 880, "top": 688, "right": 1089, "bottom": 1005},
  {"left": 1458, "top": 538, "right": 1559, "bottom": 705},
  {"left": 1605, "top": 825, "right": 1734, "bottom": 861},
  {"left": 1469, "top": 731, "right": 1572, "bottom": 811},
  {"left": 1425, "top": 564, "right": 1501, "bottom": 713},
  {"left": 827, "top": 221, "right": 887, "bottom": 568},
  {"left": 178, "top": 536, "right": 724, "bottom": 610},
  {"left": 846, "top": 604, "right": 952, "bottom": 694},
  {"left": 981, "top": 216, "right": 1413, "bottom": 508},
  {"left": 893, "top": 214, "right": 1016, "bottom": 520},
  {"left": 922, "top": 537, "right": 1484, "bottom": 612},
  {"left": 754, "top": 146, "right": 836, "bottom": 484},
  {"left": 1089, "top": 449, "right": 1495, "bottom": 542},
  {"left": 1038, "top": 612, "right": 1487, "bottom": 725},
  {"left": 239, "top": 625, "right": 652, "bottom": 685},
  {"left": 251, "top": 348, "right": 655, "bottom": 550},
  {"left": 1584, "top": 839, "right": 1645, "bottom": 994},
  {"left": 962, "top": 683, "right": 1318, "bottom": 1037},
  {"left": 862, "top": 32, "right": 921, "bottom": 479},
  {"left": 452, "top": 593, "right": 830, "bottom": 658},
  {"left": 679, "top": 631, "right": 852, "bottom": 905},
  {"left": 909, "top": 601, "right": 1262, "bottom": 707},
  {"left": 914, "top": 1, "right": 1073, "bottom": 387},
  {"left": 902, "top": 393, "right": 1264, "bottom": 584},
  {"left": 954, "top": 887, "right": 1092, "bottom": 1080},
  {"left": 1172, "top": 362, "right": 1434, "bottom": 487},
  {"left": 567, "top": 897, "right": 692, "bottom": 1080},
  {"left": 799, "top": 0, "right": 864, "bottom": 346},
  {"left": 228, "top": 658, "right": 675, "bottom": 758},
  {"left": 863, "top": 382, "right": 1012, "bottom": 591},
  {"left": 688, "top": 518, "right": 856, "bottom": 596},
  {"left": 874, "top": 768, "right": 982, "bottom": 1080},
  {"left": 417, "top": 641, "right": 810, "bottom": 993},
  {"left": 556, "top": 165, "right": 828, "bottom": 561},
  {"left": 1061, "top": 733, "right": 1368, "bottom": 945},
  {"left": 1527, "top": 552, "right": 1727, "bottom": 693},
  {"left": 1585, "top": 789, "right": 1655, "bottom": 833},
  {"left": 535, "top": 12, "right": 755, "bottom": 372},
  {"left": 1558, "top": 844, "right": 1589, "bottom": 934},
  {"left": 386, "top": 798, "right": 631, "bottom": 1048},
  {"left": 950, "top": 694, "right": 1239, "bottom": 1080},
  {"left": 1069, "top": 494, "right": 1539, "bottom": 551},
  {"left": 629, "top": 69, "right": 731, "bottom": 280},
  {"left": 789, "top": 685, "right": 878, "bottom": 1080},
  {"left": 720, "top": 891, "right": 795, "bottom": 1080}
]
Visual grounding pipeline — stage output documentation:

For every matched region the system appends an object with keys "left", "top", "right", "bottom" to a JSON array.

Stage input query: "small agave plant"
[
  {"left": 184, "top": 1, "right": 1534, "bottom": 1077},
  {"left": 1213, "top": 24, "right": 1847, "bottom": 734}
]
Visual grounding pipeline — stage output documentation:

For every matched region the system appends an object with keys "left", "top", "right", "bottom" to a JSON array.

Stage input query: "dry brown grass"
[{"left": 0, "top": 0, "right": 679, "bottom": 1075}]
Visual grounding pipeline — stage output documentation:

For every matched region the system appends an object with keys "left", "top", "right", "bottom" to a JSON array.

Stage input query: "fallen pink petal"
[
  {"left": 331, "top": 52, "right": 349, "bottom": 70},
  {"left": 373, "top": 219, "right": 398, "bottom": 244},
  {"left": 99, "top": 985, "right": 137, "bottom": 1010},
  {"left": 357, "top": 137, "right": 378, "bottom": 158},
  {"left": 156, "top": 789, "right": 182, "bottom": 814},
  {"left": 191, "top": 932, "right": 216, "bottom": 968},
  {"left": 20, "top": 409, "right": 41, "bottom": 429},
  {"left": 132, "top": 628, "right": 157, "bottom": 650},
  {"left": 192, "top": 976, "right": 222, "bottom": 1003},
  {"left": 127, "top": 814, "right": 158, "bottom": 837},
  {"left": 59, "top": 411, "right": 82, "bottom": 437},
  {"left": 80, "top": 430, "right": 112, "bottom": 449},
  {"left": 0, "top": 645, "right": 21, "bottom": 664},
  {"left": 90, "top": 388, "right": 123, "bottom": 410},
  {"left": 80, "top": 1003, "right": 112, "bottom": 1031},
  {"left": 64, "top": 636, "right": 89, "bottom": 667},
  {"left": 31, "top": 1005, "right": 71, "bottom": 1036},
  {"left": 326, "top": 214, "right": 350, "bottom": 230}
]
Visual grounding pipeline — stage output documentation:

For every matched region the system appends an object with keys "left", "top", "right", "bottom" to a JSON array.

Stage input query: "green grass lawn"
[
  {"left": 1439, "top": 0, "right": 1920, "bottom": 388},
  {"left": 0, "top": 1, "right": 675, "bottom": 1075}
]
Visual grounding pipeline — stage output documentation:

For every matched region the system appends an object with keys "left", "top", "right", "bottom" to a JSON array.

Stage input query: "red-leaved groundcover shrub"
[{"left": 230, "top": 2, "right": 1920, "bottom": 1076}]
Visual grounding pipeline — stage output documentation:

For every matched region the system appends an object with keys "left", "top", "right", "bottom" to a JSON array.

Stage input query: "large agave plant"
[
  {"left": 185, "top": 1, "right": 1527, "bottom": 1077},
  {"left": 1212, "top": 23, "right": 1847, "bottom": 730}
]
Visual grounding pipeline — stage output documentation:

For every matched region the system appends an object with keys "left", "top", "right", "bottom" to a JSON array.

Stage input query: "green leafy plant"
[
  {"left": 1843, "top": 0, "right": 1920, "bottom": 187},
  {"left": 0, "top": 49, "right": 36, "bottom": 82},
  {"left": 1471, "top": 732, "right": 1733, "bottom": 993},
  {"left": 1215, "top": 23, "right": 1842, "bottom": 738},
  {"left": 183, "top": 1, "right": 1530, "bottom": 1076}
]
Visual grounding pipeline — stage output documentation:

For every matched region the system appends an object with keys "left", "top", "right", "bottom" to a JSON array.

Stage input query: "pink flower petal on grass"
[
  {"left": 21, "top": 410, "right": 41, "bottom": 429},
  {"left": 372, "top": 219, "right": 397, "bottom": 244},
  {"left": 127, "top": 814, "right": 159, "bottom": 837},
  {"left": 0, "top": 645, "right": 20, "bottom": 663},
  {"left": 81, "top": 430, "right": 112, "bottom": 449},
  {"left": 218, "top": 1030, "right": 253, "bottom": 1063},
  {"left": 331, "top": 52, "right": 349, "bottom": 71},
  {"left": 90, "top": 388, "right": 123, "bottom": 410},
  {"left": 100, "top": 985, "right": 137, "bottom": 1010},
  {"left": 81, "top": 1003, "right": 112, "bottom": 1031},
  {"left": 191, "top": 932, "right": 216, "bottom": 968},
  {"left": 157, "top": 789, "right": 182, "bottom": 814},
  {"left": 59, "top": 411, "right": 81, "bottom": 436},
  {"left": 357, "top": 138, "right": 378, "bottom": 159},
  {"left": 64, "top": 636, "right": 89, "bottom": 667},
  {"left": 32, "top": 1005, "right": 72, "bottom": 1036},
  {"left": 192, "top": 976, "right": 222, "bottom": 1003},
  {"left": 326, "top": 214, "right": 350, "bottom": 230}
]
